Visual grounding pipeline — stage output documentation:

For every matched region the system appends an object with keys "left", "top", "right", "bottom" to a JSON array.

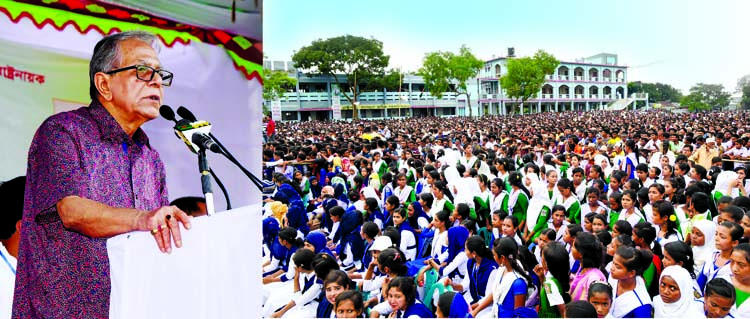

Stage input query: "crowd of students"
[{"left": 260, "top": 109, "right": 750, "bottom": 318}]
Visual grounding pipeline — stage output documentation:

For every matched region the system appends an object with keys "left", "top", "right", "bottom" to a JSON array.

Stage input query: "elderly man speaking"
[{"left": 12, "top": 31, "right": 192, "bottom": 318}]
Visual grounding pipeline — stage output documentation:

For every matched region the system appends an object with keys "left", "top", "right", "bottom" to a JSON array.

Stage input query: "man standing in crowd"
[
  {"left": 13, "top": 31, "right": 191, "bottom": 318},
  {"left": 690, "top": 137, "right": 720, "bottom": 170},
  {"left": 265, "top": 115, "right": 276, "bottom": 143}
]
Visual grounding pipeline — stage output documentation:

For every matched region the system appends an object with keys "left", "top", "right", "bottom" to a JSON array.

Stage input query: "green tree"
[
  {"left": 737, "top": 74, "right": 750, "bottom": 92},
  {"left": 262, "top": 69, "right": 297, "bottom": 115},
  {"left": 741, "top": 84, "right": 750, "bottom": 110},
  {"left": 627, "top": 81, "right": 683, "bottom": 102},
  {"left": 418, "top": 45, "right": 483, "bottom": 116},
  {"left": 291, "top": 35, "right": 390, "bottom": 120},
  {"left": 681, "top": 92, "right": 710, "bottom": 112},
  {"left": 499, "top": 50, "right": 559, "bottom": 114},
  {"left": 263, "top": 69, "right": 297, "bottom": 101},
  {"left": 366, "top": 68, "right": 403, "bottom": 92},
  {"left": 687, "top": 83, "right": 731, "bottom": 110}
]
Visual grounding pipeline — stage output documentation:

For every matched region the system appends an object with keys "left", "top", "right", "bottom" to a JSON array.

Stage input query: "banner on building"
[
  {"left": 332, "top": 95, "right": 341, "bottom": 120},
  {"left": 271, "top": 99, "right": 282, "bottom": 121}
]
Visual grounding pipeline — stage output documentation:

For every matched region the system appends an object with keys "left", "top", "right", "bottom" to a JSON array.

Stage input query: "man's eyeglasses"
[{"left": 105, "top": 64, "right": 173, "bottom": 86}]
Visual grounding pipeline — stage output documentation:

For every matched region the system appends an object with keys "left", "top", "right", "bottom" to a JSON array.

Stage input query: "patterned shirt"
[{"left": 13, "top": 100, "right": 168, "bottom": 318}]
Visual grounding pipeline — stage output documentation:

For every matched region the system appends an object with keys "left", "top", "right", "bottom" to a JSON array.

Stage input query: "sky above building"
[{"left": 264, "top": 0, "right": 749, "bottom": 94}]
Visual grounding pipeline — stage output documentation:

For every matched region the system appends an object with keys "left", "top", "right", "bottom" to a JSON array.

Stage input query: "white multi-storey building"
[
  {"left": 478, "top": 52, "right": 628, "bottom": 115},
  {"left": 264, "top": 60, "right": 466, "bottom": 121}
]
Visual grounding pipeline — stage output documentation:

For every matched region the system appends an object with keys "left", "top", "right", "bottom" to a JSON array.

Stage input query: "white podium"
[{"left": 107, "top": 204, "right": 262, "bottom": 319}]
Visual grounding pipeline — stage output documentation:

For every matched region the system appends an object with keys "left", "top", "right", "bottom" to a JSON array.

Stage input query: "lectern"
[{"left": 107, "top": 205, "right": 261, "bottom": 318}]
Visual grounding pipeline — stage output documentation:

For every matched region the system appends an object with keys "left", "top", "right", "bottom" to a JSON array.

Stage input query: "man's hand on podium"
[{"left": 138, "top": 206, "right": 192, "bottom": 254}]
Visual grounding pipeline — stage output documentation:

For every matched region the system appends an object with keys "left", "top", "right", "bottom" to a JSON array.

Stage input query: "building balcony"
[
  {"left": 273, "top": 91, "right": 461, "bottom": 108},
  {"left": 542, "top": 75, "right": 626, "bottom": 84}
]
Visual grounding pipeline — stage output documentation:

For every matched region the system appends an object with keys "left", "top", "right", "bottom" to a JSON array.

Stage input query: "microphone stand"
[
  {"left": 198, "top": 148, "right": 216, "bottom": 216},
  {"left": 208, "top": 132, "right": 265, "bottom": 191},
  {"left": 209, "top": 168, "right": 231, "bottom": 210},
  {"left": 173, "top": 105, "right": 264, "bottom": 191}
]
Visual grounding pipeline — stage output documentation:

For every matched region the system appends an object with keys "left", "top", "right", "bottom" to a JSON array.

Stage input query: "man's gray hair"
[{"left": 88, "top": 30, "right": 160, "bottom": 101}]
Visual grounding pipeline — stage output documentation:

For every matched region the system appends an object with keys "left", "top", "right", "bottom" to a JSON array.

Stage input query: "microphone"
[
  {"left": 178, "top": 106, "right": 265, "bottom": 191},
  {"left": 160, "top": 104, "right": 230, "bottom": 214},
  {"left": 174, "top": 119, "right": 221, "bottom": 154},
  {"left": 192, "top": 132, "right": 221, "bottom": 153},
  {"left": 159, "top": 105, "right": 177, "bottom": 122},
  {"left": 177, "top": 106, "right": 197, "bottom": 122},
  {"left": 172, "top": 106, "right": 221, "bottom": 153}
]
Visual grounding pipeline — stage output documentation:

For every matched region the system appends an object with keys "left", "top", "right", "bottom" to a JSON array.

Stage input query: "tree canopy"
[
  {"left": 263, "top": 69, "right": 297, "bottom": 102},
  {"left": 418, "top": 45, "right": 483, "bottom": 116},
  {"left": 680, "top": 83, "right": 730, "bottom": 112},
  {"left": 499, "top": 50, "right": 559, "bottom": 114},
  {"left": 291, "top": 35, "right": 390, "bottom": 119},
  {"left": 741, "top": 83, "right": 750, "bottom": 110},
  {"left": 627, "top": 81, "right": 683, "bottom": 103},
  {"left": 737, "top": 74, "right": 750, "bottom": 92}
]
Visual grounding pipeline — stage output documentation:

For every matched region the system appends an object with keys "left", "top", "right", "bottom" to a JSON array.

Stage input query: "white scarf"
[
  {"left": 626, "top": 152, "right": 639, "bottom": 168},
  {"left": 373, "top": 159, "right": 385, "bottom": 172},
  {"left": 394, "top": 185, "right": 413, "bottom": 204},
  {"left": 492, "top": 266, "right": 522, "bottom": 315},
  {"left": 526, "top": 175, "right": 551, "bottom": 232},
  {"left": 714, "top": 171, "right": 740, "bottom": 198},
  {"left": 653, "top": 266, "right": 703, "bottom": 318},
  {"left": 490, "top": 191, "right": 508, "bottom": 214},
  {"left": 692, "top": 220, "right": 717, "bottom": 276},
  {"left": 478, "top": 161, "right": 493, "bottom": 180},
  {"left": 609, "top": 277, "right": 652, "bottom": 318}
]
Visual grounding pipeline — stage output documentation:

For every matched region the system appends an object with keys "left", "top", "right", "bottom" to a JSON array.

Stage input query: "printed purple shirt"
[{"left": 13, "top": 100, "right": 168, "bottom": 318}]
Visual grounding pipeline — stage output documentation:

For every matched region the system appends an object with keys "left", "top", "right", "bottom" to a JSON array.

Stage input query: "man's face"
[
  {"left": 103, "top": 39, "right": 164, "bottom": 124},
  {"left": 682, "top": 146, "right": 692, "bottom": 156}
]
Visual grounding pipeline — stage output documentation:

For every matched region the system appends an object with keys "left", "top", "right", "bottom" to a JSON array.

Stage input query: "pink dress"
[{"left": 570, "top": 268, "right": 606, "bottom": 301}]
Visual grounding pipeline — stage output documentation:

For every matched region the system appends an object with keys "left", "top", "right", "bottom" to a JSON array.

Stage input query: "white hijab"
[
  {"left": 347, "top": 166, "right": 359, "bottom": 186},
  {"left": 361, "top": 186, "right": 381, "bottom": 208},
  {"left": 692, "top": 220, "right": 717, "bottom": 276},
  {"left": 714, "top": 171, "right": 740, "bottom": 197},
  {"left": 477, "top": 160, "right": 494, "bottom": 180},
  {"left": 653, "top": 266, "right": 704, "bottom": 318}
]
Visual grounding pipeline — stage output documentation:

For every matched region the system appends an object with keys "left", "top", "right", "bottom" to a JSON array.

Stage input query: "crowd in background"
[{"left": 259, "top": 109, "right": 750, "bottom": 318}]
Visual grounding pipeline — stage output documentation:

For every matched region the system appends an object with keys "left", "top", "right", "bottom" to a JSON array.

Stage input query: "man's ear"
[
  {"left": 94, "top": 72, "right": 113, "bottom": 101},
  {"left": 15, "top": 220, "right": 21, "bottom": 233}
]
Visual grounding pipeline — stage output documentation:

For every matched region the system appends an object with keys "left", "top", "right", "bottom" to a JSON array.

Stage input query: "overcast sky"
[{"left": 264, "top": 0, "right": 750, "bottom": 94}]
